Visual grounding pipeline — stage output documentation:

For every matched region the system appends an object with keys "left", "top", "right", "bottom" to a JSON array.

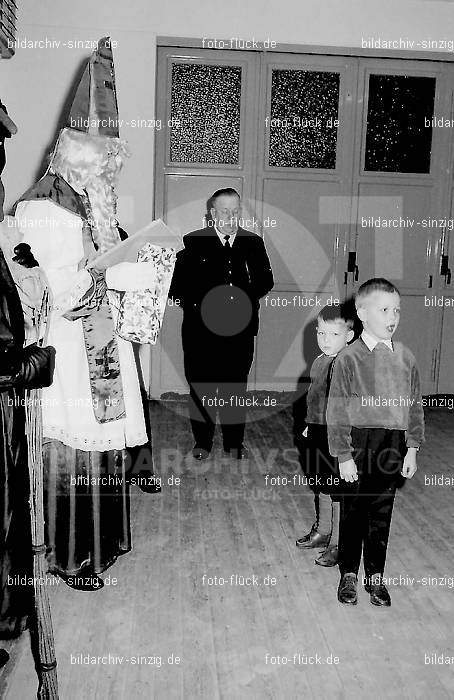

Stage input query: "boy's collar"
[{"left": 361, "top": 329, "right": 394, "bottom": 352}]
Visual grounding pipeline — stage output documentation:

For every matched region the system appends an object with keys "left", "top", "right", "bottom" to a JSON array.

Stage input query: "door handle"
[
  {"left": 344, "top": 251, "right": 359, "bottom": 284},
  {"left": 431, "top": 348, "right": 438, "bottom": 382},
  {"left": 440, "top": 254, "right": 452, "bottom": 285}
]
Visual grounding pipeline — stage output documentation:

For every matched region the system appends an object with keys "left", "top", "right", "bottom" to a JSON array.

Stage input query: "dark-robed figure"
[{"left": 0, "top": 115, "right": 55, "bottom": 646}]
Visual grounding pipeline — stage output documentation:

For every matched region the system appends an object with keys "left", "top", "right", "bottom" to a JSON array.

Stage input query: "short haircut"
[
  {"left": 317, "top": 300, "right": 355, "bottom": 330},
  {"left": 355, "top": 278, "right": 400, "bottom": 308},
  {"left": 210, "top": 187, "right": 240, "bottom": 207}
]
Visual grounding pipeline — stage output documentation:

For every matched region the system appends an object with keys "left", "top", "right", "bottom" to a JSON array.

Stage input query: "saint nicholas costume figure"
[{"left": 14, "top": 38, "right": 161, "bottom": 590}]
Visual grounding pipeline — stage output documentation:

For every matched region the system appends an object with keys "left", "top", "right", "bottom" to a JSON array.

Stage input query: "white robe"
[{"left": 15, "top": 199, "right": 147, "bottom": 452}]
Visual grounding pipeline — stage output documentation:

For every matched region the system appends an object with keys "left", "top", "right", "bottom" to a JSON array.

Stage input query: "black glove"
[
  {"left": 12, "top": 243, "right": 39, "bottom": 269},
  {"left": 16, "top": 344, "right": 56, "bottom": 389}
]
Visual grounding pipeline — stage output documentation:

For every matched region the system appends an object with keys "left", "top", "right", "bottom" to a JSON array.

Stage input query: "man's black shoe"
[
  {"left": 364, "top": 578, "right": 391, "bottom": 607},
  {"left": 296, "top": 530, "right": 331, "bottom": 549},
  {"left": 223, "top": 445, "right": 249, "bottom": 460},
  {"left": 337, "top": 573, "right": 358, "bottom": 605},
  {"left": 192, "top": 446, "right": 210, "bottom": 460}
]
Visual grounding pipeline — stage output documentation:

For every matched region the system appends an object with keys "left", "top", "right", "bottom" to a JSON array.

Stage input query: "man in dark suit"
[{"left": 169, "top": 188, "right": 274, "bottom": 460}]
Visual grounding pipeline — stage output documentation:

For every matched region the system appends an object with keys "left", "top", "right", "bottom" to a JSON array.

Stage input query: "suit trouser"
[
  {"left": 338, "top": 427, "right": 406, "bottom": 581},
  {"left": 183, "top": 327, "right": 255, "bottom": 450}
]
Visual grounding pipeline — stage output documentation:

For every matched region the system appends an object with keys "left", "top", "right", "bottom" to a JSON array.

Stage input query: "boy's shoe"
[
  {"left": 295, "top": 522, "right": 317, "bottom": 546},
  {"left": 315, "top": 545, "right": 338, "bottom": 567},
  {"left": 296, "top": 528, "right": 331, "bottom": 549},
  {"left": 337, "top": 573, "right": 358, "bottom": 605},
  {"left": 364, "top": 579, "right": 391, "bottom": 607}
]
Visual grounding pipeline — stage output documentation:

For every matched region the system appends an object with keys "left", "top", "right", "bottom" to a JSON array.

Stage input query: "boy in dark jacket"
[{"left": 294, "top": 303, "right": 354, "bottom": 566}]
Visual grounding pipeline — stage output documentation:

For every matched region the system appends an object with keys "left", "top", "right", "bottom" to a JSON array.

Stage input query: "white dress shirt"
[
  {"left": 361, "top": 329, "right": 394, "bottom": 352},
  {"left": 214, "top": 225, "right": 237, "bottom": 247}
]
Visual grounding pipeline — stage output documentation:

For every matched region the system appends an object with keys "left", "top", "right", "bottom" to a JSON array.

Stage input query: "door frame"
[
  {"left": 152, "top": 41, "right": 454, "bottom": 397},
  {"left": 157, "top": 36, "right": 454, "bottom": 64}
]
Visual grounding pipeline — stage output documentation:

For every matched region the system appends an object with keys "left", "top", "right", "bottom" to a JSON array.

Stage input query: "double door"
[{"left": 153, "top": 46, "right": 454, "bottom": 397}]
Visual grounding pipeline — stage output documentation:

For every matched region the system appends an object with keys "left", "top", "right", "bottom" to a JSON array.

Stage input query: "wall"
[{"left": 2, "top": 0, "right": 454, "bottom": 231}]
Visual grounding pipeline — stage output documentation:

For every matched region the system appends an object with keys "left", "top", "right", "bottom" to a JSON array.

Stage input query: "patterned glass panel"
[
  {"left": 268, "top": 69, "right": 340, "bottom": 169},
  {"left": 365, "top": 74, "right": 436, "bottom": 173},
  {"left": 170, "top": 63, "right": 242, "bottom": 164}
]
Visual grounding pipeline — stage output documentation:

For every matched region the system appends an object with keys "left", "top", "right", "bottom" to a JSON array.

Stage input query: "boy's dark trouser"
[{"left": 338, "top": 428, "right": 406, "bottom": 581}]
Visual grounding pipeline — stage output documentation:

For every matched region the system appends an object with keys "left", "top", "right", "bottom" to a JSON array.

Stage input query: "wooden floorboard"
[{"left": 1, "top": 400, "right": 454, "bottom": 699}]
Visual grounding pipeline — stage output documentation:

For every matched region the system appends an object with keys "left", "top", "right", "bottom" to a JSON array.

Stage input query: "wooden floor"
[{"left": 1, "top": 400, "right": 454, "bottom": 699}]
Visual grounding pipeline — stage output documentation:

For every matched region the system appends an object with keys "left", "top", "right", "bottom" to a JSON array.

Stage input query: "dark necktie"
[{"left": 224, "top": 235, "right": 231, "bottom": 249}]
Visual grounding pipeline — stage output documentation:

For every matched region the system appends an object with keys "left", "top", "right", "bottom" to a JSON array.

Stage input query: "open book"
[{"left": 89, "top": 218, "right": 183, "bottom": 270}]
